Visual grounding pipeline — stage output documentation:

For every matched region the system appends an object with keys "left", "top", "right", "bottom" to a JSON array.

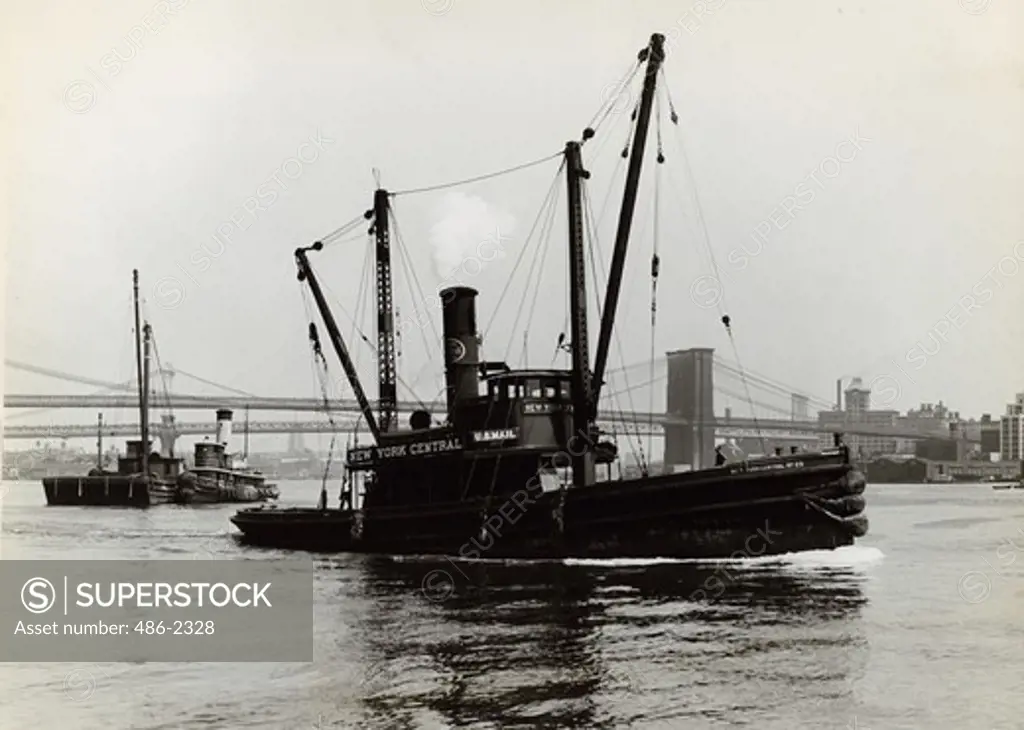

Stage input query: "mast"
[
  {"left": 243, "top": 405, "right": 250, "bottom": 460},
  {"left": 295, "top": 244, "right": 381, "bottom": 442},
  {"left": 96, "top": 412, "right": 103, "bottom": 469},
  {"left": 590, "top": 33, "right": 666, "bottom": 414},
  {"left": 141, "top": 323, "right": 152, "bottom": 477},
  {"left": 132, "top": 270, "right": 149, "bottom": 477},
  {"left": 564, "top": 140, "right": 595, "bottom": 487},
  {"left": 373, "top": 188, "right": 397, "bottom": 433}
]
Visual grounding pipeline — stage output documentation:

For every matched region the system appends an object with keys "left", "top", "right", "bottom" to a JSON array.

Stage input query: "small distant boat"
[
  {"left": 175, "top": 409, "right": 279, "bottom": 504},
  {"left": 43, "top": 270, "right": 182, "bottom": 507},
  {"left": 992, "top": 483, "right": 1013, "bottom": 490},
  {"left": 44, "top": 440, "right": 182, "bottom": 506}
]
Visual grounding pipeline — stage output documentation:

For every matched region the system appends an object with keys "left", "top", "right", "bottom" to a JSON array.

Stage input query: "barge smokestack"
[
  {"left": 215, "top": 408, "right": 233, "bottom": 446},
  {"left": 440, "top": 286, "right": 480, "bottom": 416}
]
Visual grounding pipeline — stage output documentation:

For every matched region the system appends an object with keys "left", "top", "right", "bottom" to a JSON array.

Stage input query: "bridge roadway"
[
  {"left": 3, "top": 393, "right": 435, "bottom": 412},
  {"left": 2, "top": 392, "right": 966, "bottom": 441},
  {"left": 2, "top": 416, "right": 968, "bottom": 442}
]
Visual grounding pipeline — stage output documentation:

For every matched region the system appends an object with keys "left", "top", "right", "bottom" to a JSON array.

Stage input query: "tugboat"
[
  {"left": 43, "top": 271, "right": 182, "bottom": 506},
  {"left": 175, "top": 409, "right": 279, "bottom": 503},
  {"left": 231, "top": 33, "right": 867, "bottom": 557}
]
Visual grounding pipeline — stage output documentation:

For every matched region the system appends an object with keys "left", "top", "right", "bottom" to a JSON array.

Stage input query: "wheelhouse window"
[{"left": 491, "top": 375, "right": 571, "bottom": 403}]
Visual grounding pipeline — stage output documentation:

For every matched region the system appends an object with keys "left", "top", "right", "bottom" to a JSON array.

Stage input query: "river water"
[{"left": 0, "top": 480, "right": 1022, "bottom": 729}]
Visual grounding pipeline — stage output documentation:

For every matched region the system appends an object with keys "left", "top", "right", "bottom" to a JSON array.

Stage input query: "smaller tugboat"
[
  {"left": 175, "top": 409, "right": 279, "bottom": 503},
  {"left": 43, "top": 270, "right": 182, "bottom": 507}
]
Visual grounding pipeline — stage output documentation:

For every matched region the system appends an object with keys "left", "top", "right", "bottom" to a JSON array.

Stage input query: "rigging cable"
[
  {"left": 648, "top": 85, "right": 664, "bottom": 467},
  {"left": 582, "top": 59, "right": 643, "bottom": 142},
  {"left": 554, "top": 90, "right": 632, "bottom": 369},
  {"left": 620, "top": 94, "right": 639, "bottom": 161},
  {"left": 516, "top": 170, "right": 563, "bottom": 364},
  {"left": 389, "top": 201, "right": 442, "bottom": 392},
  {"left": 581, "top": 171, "right": 644, "bottom": 472},
  {"left": 297, "top": 275, "right": 348, "bottom": 505},
  {"left": 323, "top": 229, "right": 368, "bottom": 248},
  {"left": 148, "top": 333, "right": 175, "bottom": 438},
  {"left": 390, "top": 151, "right": 562, "bottom": 198},
  {"left": 305, "top": 317, "right": 339, "bottom": 511},
  {"left": 460, "top": 157, "right": 577, "bottom": 507},
  {"left": 585, "top": 172, "right": 638, "bottom": 468},
  {"left": 137, "top": 298, "right": 177, "bottom": 454},
  {"left": 662, "top": 68, "right": 766, "bottom": 452},
  {"left": 482, "top": 158, "right": 565, "bottom": 340},
  {"left": 315, "top": 263, "right": 438, "bottom": 419},
  {"left": 349, "top": 233, "right": 373, "bottom": 377},
  {"left": 317, "top": 212, "right": 371, "bottom": 250}
]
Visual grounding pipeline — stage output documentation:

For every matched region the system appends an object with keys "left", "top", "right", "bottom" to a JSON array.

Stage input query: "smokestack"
[
  {"left": 215, "top": 408, "right": 233, "bottom": 446},
  {"left": 836, "top": 379, "right": 842, "bottom": 411},
  {"left": 440, "top": 286, "right": 480, "bottom": 416}
]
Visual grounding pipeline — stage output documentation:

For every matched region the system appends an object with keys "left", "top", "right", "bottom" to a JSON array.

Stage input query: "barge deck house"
[{"left": 231, "top": 32, "right": 868, "bottom": 558}]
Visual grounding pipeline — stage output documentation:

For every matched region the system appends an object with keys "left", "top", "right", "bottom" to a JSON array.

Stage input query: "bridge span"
[
  {"left": 2, "top": 415, "right": 966, "bottom": 443},
  {"left": 3, "top": 393, "right": 435, "bottom": 412},
  {"left": 5, "top": 350, "right": 976, "bottom": 473}
]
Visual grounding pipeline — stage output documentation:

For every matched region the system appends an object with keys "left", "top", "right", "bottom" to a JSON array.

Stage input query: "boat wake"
[
  {"left": 386, "top": 545, "right": 884, "bottom": 571},
  {"left": 564, "top": 546, "right": 884, "bottom": 571}
]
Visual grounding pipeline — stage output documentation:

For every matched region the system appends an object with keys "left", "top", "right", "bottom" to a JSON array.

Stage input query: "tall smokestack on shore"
[
  {"left": 215, "top": 408, "right": 233, "bottom": 446},
  {"left": 441, "top": 286, "right": 480, "bottom": 417}
]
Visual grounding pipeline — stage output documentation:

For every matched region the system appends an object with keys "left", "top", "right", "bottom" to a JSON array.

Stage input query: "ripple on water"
[{"left": 1, "top": 483, "right": 1022, "bottom": 728}]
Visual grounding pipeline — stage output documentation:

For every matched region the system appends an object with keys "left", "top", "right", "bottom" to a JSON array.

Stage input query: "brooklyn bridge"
[{"left": 4, "top": 351, "right": 969, "bottom": 467}]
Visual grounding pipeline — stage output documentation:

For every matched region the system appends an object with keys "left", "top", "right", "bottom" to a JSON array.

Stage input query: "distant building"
[
  {"left": 818, "top": 410, "right": 901, "bottom": 458},
  {"left": 844, "top": 378, "right": 870, "bottom": 415},
  {"left": 816, "top": 383, "right": 976, "bottom": 459},
  {"left": 900, "top": 402, "right": 959, "bottom": 456},
  {"left": 981, "top": 427, "right": 1002, "bottom": 457},
  {"left": 902, "top": 402, "right": 952, "bottom": 431},
  {"left": 999, "top": 393, "right": 1024, "bottom": 462},
  {"left": 915, "top": 438, "right": 966, "bottom": 462}
]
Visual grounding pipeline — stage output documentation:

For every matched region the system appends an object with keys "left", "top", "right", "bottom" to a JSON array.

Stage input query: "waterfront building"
[
  {"left": 817, "top": 378, "right": 902, "bottom": 457},
  {"left": 999, "top": 393, "right": 1024, "bottom": 462}
]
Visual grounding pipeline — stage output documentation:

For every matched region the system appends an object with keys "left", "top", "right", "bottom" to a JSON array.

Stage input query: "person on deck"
[{"left": 715, "top": 445, "right": 727, "bottom": 466}]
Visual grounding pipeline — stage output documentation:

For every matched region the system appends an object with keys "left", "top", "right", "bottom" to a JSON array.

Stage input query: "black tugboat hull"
[
  {"left": 230, "top": 452, "right": 868, "bottom": 559},
  {"left": 174, "top": 471, "right": 280, "bottom": 504}
]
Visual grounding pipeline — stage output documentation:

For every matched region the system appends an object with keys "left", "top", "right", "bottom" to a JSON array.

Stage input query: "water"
[{"left": 1, "top": 480, "right": 1023, "bottom": 729}]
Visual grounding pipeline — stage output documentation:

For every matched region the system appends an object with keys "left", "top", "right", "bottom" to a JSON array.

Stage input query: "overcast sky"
[{"left": 4, "top": 0, "right": 1023, "bottom": 451}]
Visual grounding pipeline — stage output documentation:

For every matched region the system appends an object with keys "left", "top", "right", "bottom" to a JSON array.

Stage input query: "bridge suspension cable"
[
  {"left": 171, "top": 366, "right": 259, "bottom": 398},
  {"left": 6, "top": 350, "right": 841, "bottom": 420}
]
